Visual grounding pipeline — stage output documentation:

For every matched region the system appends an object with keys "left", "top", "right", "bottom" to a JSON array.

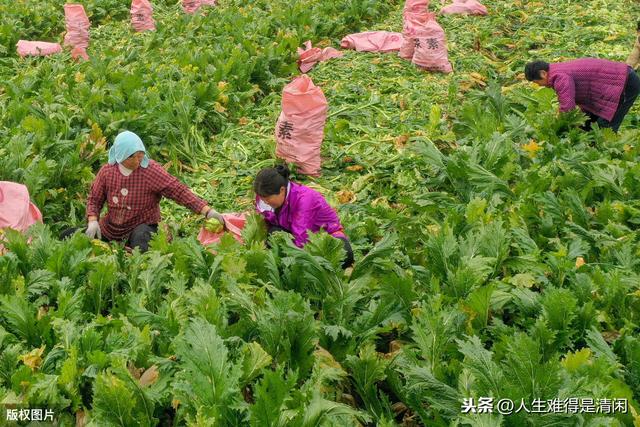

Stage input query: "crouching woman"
[
  {"left": 62, "top": 131, "right": 224, "bottom": 252},
  {"left": 254, "top": 165, "right": 354, "bottom": 268}
]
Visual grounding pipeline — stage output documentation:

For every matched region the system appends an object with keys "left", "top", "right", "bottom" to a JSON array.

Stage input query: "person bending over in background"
[
  {"left": 625, "top": 21, "right": 640, "bottom": 70},
  {"left": 254, "top": 165, "right": 354, "bottom": 268},
  {"left": 524, "top": 58, "right": 640, "bottom": 132},
  {"left": 61, "top": 131, "right": 224, "bottom": 252}
]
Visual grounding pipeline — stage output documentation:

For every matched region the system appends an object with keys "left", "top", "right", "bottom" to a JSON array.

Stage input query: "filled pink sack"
[
  {"left": 131, "top": 0, "right": 156, "bottom": 32},
  {"left": 340, "top": 31, "right": 403, "bottom": 53},
  {"left": 16, "top": 40, "right": 62, "bottom": 57},
  {"left": 63, "top": 4, "right": 90, "bottom": 60},
  {"left": 297, "top": 41, "right": 343, "bottom": 73},
  {"left": 0, "top": 182, "right": 42, "bottom": 234},
  {"left": 412, "top": 19, "right": 453, "bottom": 73},
  {"left": 182, "top": 0, "right": 201, "bottom": 14},
  {"left": 275, "top": 75, "right": 328, "bottom": 177},
  {"left": 197, "top": 213, "right": 246, "bottom": 247},
  {"left": 403, "top": 0, "right": 429, "bottom": 13},
  {"left": 399, "top": 12, "right": 433, "bottom": 60},
  {"left": 200, "top": 0, "right": 217, "bottom": 6},
  {"left": 441, "top": 0, "right": 487, "bottom": 15}
]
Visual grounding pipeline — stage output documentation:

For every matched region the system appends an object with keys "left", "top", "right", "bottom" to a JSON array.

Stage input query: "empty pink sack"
[
  {"left": 275, "top": 75, "right": 328, "bottom": 177},
  {"left": 399, "top": 12, "right": 433, "bottom": 60},
  {"left": 298, "top": 41, "right": 343, "bottom": 73},
  {"left": 0, "top": 182, "right": 42, "bottom": 233},
  {"left": 340, "top": 31, "right": 403, "bottom": 53},
  {"left": 131, "top": 0, "right": 156, "bottom": 32},
  {"left": 403, "top": 0, "right": 429, "bottom": 13},
  {"left": 16, "top": 40, "right": 62, "bottom": 57},
  {"left": 197, "top": 213, "right": 246, "bottom": 247},
  {"left": 441, "top": 0, "right": 488, "bottom": 15},
  {"left": 412, "top": 19, "right": 453, "bottom": 73},
  {"left": 182, "top": 0, "right": 202, "bottom": 14},
  {"left": 63, "top": 4, "right": 90, "bottom": 59}
]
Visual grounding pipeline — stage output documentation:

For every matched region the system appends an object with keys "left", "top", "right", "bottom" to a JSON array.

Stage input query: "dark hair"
[
  {"left": 524, "top": 61, "right": 550, "bottom": 81},
  {"left": 253, "top": 164, "right": 290, "bottom": 196}
]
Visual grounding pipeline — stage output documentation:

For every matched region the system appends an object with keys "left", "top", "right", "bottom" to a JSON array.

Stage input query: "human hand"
[
  {"left": 85, "top": 220, "right": 102, "bottom": 239},
  {"left": 205, "top": 209, "right": 226, "bottom": 228}
]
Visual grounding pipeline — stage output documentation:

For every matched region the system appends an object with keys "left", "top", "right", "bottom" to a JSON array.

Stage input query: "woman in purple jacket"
[
  {"left": 524, "top": 58, "right": 640, "bottom": 132},
  {"left": 254, "top": 165, "right": 354, "bottom": 268}
]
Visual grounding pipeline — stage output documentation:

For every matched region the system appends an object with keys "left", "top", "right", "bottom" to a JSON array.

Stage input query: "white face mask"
[
  {"left": 256, "top": 182, "right": 291, "bottom": 212},
  {"left": 118, "top": 163, "right": 134, "bottom": 176},
  {"left": 257, "top": 198, "right": 273, "bottom": 212}
]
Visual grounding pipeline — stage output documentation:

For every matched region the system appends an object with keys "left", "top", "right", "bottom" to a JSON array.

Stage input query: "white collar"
[{"left": 118, "top": 163, "right": 134, "bottom": 176}]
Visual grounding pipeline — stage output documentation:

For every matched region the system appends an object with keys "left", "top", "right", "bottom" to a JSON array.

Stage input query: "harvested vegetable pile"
[{"left": 1, "top": 0, "right": 640, "bottom": 425}]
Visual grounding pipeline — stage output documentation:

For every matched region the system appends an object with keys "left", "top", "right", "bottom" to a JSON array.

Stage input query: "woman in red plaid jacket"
[
  {"left": 524, "top": 58, "right": 640, "bottom": 132},
  {"left": 62, "top": 131, "right": 223, "bottom": 252}
]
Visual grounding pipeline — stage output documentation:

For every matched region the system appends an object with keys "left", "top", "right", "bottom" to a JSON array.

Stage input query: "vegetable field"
[{"left": 2, "top": 0, "right": 640, "bottom": 425}]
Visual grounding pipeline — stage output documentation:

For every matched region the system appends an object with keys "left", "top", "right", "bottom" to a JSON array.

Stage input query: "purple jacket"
[
  {"left": 256, "top": 182, "right": 345, "bottom": 247},
  {"left": 547, "top": 58, "right": 628, "bottom": 121}
]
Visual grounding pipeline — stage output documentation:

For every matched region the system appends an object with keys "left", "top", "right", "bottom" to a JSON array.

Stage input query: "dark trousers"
[
  {"left": 60, "top": 224, "right": 158, "bottom": 252},
  {"left": 267, "top": 224, "right": 355, "bottom": 269},
  {"left": 584, "top": 67, "right": 640, "bottom": 132}
]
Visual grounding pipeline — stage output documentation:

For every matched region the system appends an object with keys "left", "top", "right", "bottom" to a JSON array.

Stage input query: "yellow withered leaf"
[
  {"left": 469, "top": 72, "right": 486, "bottom": 81},
  {"left": 76, "top": 410, "right": 87, "bottom": 427},
  {"left": 394, "top": 134, "right": 410, "bottom": 149},
  {"left": 19, "top": 346, "right": 45, "bottom": 372},
  {"left": 139, "top": 365, "right": 160, "bottom": 387},
  {"left": 522, "top": 140, "right": 542, "bottom": 158},
  {"left": 314, "top": 347, "right": 343, "bottom": 371},
  {"left": 213, "top": 102, "right": 227, "bottom": 113},
  {"left": 336, "top": 190, "right": 356, "bottom": 204}
]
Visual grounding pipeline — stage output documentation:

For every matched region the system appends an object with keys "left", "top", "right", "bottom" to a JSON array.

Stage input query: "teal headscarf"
[{"left": 108, "top": 131, "right": 150, "bottom": 168}]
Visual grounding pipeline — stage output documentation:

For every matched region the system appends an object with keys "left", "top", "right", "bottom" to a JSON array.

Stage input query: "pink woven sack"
[
  {"left": 403, "top": 0, "right": 429, "bottom": 13},
  {"left": 275, "top": 75, "right": 328, "bottom": 177},
  {"left": 182, "top": 0, "right": 201, "bottom": 14},
  {"left": 131, "top": 0, "right": 156, "bottom": 32},
  {"left": 16, "top": 40, "right": 62, "bottom": 57},
  {"left": 0, "top": 182, "right": 42, "bottom": 233},
  {"left": 197, "top": 213, "right": 246, "bottom": 247},
  {"left": 399, "top": 12, "right": 434, "bottom": 60},
  {"left": 298, "top": 41, "right": 343, "bottom": 73},
  {"left": 412, "top": 18, "right": 453, "bottom": 73},
  {"left": 63, "top": 4, "right": 90, "bottom": 60},
  {"left": 441, "top": 0, "right": 488, "bottom": 15},
  {"left": 200, "top": 0, "right": 217, "bottom": 6},
  {"left": 340, "top": 31, "right": 403, "bottom": 52}
]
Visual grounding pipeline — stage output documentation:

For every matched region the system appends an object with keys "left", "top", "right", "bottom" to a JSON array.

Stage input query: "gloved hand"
[
  {"left": 85, "top": 220, "right": 102, "bottom": 240},
  {"left": 205, "top": 209, "right": 226, "bottom": 228}
]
